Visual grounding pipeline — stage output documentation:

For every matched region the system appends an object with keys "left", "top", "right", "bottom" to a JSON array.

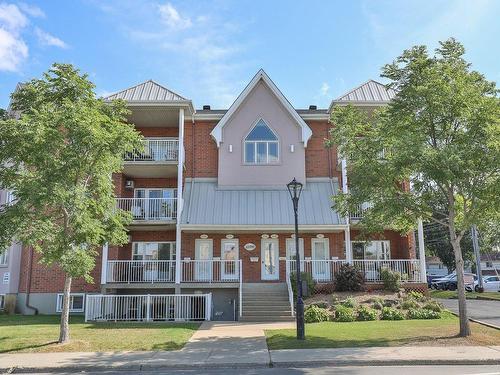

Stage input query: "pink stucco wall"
[{"left": 218, "top": 80, "right": 306, "bottom": 187}]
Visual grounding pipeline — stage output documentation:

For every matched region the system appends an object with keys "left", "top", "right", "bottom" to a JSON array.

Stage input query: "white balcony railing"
[
  {"left": 116, "top": 198, "right": 177, "bottom": 221},
  {"left": 350, "top": 202, "right": 373, "bottom": 220},
  {"left": 124, "top": 139, "right": 179, "bottom": 162},
  {"left": 107, "top": 260, "right": 176, "bottom": 283},
  {"left": 85, "top": 294, "right": 212, "bottom": 322},
  {"left": 182, "top": 260, "right": 241, "bottom": 283},
  {"left": 286, "top": 259, "right": 424, "bottom": 283}
]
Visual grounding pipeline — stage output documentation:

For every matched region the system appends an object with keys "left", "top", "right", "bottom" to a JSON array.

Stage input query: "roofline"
[
  {"left": 104, "top": 99, "right": 195, "bottom": 114},
  {"left": 180, "top": 224, "right": 348, "bottom": 232},
  {"left": 191, "top": 111, "right": 329, "bottom": 122},
  {"left": 104, "top": 79, "right": 188, "bottom": 101},
  {"left": 210, "top": 69, "right": 313, "bottom": 148}
]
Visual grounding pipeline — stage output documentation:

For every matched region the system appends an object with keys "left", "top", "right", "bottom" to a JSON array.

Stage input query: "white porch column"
[
  {"left": 100, "top": 242, "right": 108, "bottom": 285},
  {"left": 417, "top": 219, "right": 427, "bottom": 282},
  {"left": 175, "top": 108, "right": 185, "bottom": 286},
  {"left": 341, "top": 157, "right": 353, "bottom": 262}
]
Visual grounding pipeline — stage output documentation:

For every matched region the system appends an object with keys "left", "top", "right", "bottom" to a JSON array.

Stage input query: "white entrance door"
[
  {"left": 195, "top": 239, "right": 213, "bottom": 281},
  {"left": 312, "top": 238, "right": 330, "bottom": 281},
  {"left": 261, "top": 239, "right": 279, "bottom": 280},
  {"left": 221, "top": 239, "right": 239, "bottom": 281}
]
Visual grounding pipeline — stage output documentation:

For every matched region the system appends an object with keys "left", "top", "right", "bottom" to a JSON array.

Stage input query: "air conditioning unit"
[{"left": 125, "top": 180, "right": 134, "bottom": 189}]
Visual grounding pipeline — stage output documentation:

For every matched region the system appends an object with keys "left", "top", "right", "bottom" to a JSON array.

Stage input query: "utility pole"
[{"left": 471, "top": 225, "right": 483, "bottom": 292}]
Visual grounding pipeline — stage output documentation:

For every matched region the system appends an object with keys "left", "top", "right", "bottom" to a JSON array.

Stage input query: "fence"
[
  {"left": 106, "top": 260, "right": 176, "bottom": 283},
  {"left": 181, "top": 260, "right": 241, "bottom": 283},
  {"left": 85, "top": 294, "right": 212, "bottom": 322},
  {"left": 124, "top": 139, "right": 179, "bottom": 162},
  {"left": 116, "top": 197, "right": 177, "bottom": 221}
]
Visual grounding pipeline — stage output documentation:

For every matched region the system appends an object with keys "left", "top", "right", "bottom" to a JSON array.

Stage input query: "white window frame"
[
  {"left": 56, "top": 293, "right": 85, "bottom": 313},
  {"left": 244, "top": 119, "right": 279, "bottom": 165},
  {"left": 0, "top": 248, "right": 8, "bottom": 266},
  {"left": 132, "top": 242, "right": 176, "bottom": 261},
  {"left": 351, "top": 240, "right": 391, "bottom": 260}
]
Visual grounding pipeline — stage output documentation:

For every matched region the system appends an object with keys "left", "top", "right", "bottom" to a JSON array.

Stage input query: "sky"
[{"left": 0, "top": 0, "right": 499, "bottom": 110}]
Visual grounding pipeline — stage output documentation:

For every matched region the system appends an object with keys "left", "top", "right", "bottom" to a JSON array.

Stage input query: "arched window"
[{"left": 244, "top": 119, "right": 279, "bottom": 164}]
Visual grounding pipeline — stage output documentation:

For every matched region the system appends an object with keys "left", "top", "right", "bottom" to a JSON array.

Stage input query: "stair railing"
[{"left": 285, "top": 260, "right": 295, "bottom": 317}]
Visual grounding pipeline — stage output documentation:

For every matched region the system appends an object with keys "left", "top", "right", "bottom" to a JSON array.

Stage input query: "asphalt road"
[
  {"left": 438, "top": 298, "right": 500, "bottom": 328},
  {"left": 25, "top": 365, "right": 500, "bottom": 374}
]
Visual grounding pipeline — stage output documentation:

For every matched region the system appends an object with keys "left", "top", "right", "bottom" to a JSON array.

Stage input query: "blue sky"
[{"left": 1, "top": 0, "right": 499, "bottom": 109}]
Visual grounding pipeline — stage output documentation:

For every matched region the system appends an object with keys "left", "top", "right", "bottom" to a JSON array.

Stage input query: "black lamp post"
[{"left": 287, "top": 177, "right": 305, "bottom": 340}]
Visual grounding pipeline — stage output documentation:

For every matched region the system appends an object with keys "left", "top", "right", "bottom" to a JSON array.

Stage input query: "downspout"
[{"left": 25, "top": 246, "right": 39, "bottom": 315}]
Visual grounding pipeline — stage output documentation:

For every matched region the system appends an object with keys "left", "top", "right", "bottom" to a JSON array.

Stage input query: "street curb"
[
  {"left": 447, "top": 310, "right": 500, "bottom": 330},
  {"left": 4, "top": 358, "right": 500, "bottom": 373}
]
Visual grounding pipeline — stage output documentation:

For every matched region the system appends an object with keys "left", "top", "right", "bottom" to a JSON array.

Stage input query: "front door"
[
  {"left": 221, "top": 239, "right": 239, "bottom": 281},
  {"left": 195, "top": 239, "right": 213, "bottom": 281},
  {"left": 312, "top": 238, "right": 330, "bottom": 281},
  {"left": 261, "top": 239, "right": 279, "bottom": 280}
]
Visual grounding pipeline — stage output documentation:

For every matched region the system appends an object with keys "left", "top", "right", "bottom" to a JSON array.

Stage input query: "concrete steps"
[{"left": 240, "top": 283, "right": 294, "bottom": 322}]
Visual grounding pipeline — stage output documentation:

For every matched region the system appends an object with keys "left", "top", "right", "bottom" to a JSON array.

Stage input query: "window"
[
  {"left": 352, "top": 241, "right": 390, "bottom": 260},
  {"left": 132, "top": 242, "right": 176, "bottom": 261},
  {"left": 244, "top": 119, "right": 279, "bottom": 164},
  {"left": 0, "top": 249, "right": 8, "bottom": 266},
  {"left": 0, "top": 294, "right": 4, "bottom": 310},
  {"left": 56, "top": 293, "right": 85, "bottom": 313}
]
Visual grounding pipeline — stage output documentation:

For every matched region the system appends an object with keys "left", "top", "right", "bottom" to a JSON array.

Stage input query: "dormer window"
[{"left": 244, "top": 119, "right": 279, "bottom": 164}]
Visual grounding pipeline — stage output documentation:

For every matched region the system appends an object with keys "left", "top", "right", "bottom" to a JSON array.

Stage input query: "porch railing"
[
  {"left": 124, "top": 139, "right": 179, "bottom": 162},
  {"left": 286, "top": 259, "right": 424, "bottom": 283},
  {"left": 116, "top": 197, "right": 177, "bottom": 221},
  {"left": 106, "top": 260, "right": 176, "bottom": 283},
  {"left": 285, "top": 261, "right": 295, "bottom": 317},
  {"left": 85, "top": 294, "right": 212, "bottom": 322},
  {"left": 182, "top": 260, "right": 241, "bottom": 283}
]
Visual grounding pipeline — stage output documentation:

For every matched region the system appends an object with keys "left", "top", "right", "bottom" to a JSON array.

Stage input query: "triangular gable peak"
[
  {"left": 328, "top": 79, "right": 396, "bottom": 111},
  {"left": 104, "top": 79, "right": 187, "bottom": 102},
  {"left": 210, "top": 69, "right": 313, "bottom": 148}
]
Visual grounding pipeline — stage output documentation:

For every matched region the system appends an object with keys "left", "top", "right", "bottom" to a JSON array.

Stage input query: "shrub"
[
  {"left": 381, "top": 306, "right": 405, "bottom": 320},
  {"left": 372, "top": 301, "right": 384, "bottom": 310},
  {"left": 309, "top": 301, "right": 328, "bottom": 309},
  {"left": 422, "top": 301, "right": 442, "bottom": 313},
  {"left": 383, "top": 299, "right": 398, "bottom": 307},
  {"left": 380, "top": 267, "right": 401, "bottom": 292},
  {"left": 400, "top": 298, "right": 419, "bottom": 310},
  {"left": 290, "top": 271, "right": 316, "bottom": 298},
  {"left": 407, "top": 290, "right": 425, "bottom": 301},
  {"left": 314, "top": 283, "right": 336, "bottom": 295},
  {"left": 340, "top": 297, "right": 357, "bottom": 308},
  {"left": 335, "top": 264, "right": 364, "bottom": 292},
  {"left": 334, "top": 305, "right": 356, "bottom": 322},
  {"left": 356, "top": 306, "right": 377, "bottom": 321},
  {"left": 407, "top": 308, "right": 441, "bottom": 320},
  {"left": 304, "top": 305, "right": 330, "bottom": 323}
]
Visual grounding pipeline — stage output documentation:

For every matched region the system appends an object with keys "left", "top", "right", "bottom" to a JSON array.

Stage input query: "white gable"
[{"left": 210, "top": 69, "right": 313, "bottom": 148}]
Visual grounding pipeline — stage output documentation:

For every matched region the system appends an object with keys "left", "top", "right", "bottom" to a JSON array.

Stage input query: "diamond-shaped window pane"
[{"left": 246, "top": 119, "right": 277, "bottom": 141}]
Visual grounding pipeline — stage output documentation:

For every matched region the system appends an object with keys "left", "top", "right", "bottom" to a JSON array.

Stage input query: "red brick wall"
[
  {"left": 18, "top": 246, "right": 102, "bottom": 293},
  {"left": 350, "top": 229, "right": 414, "bottom": 259},
  {"left": 305, "top": 121, "right": 340, "bottom": 179},
  {"left": 181, "top": 232, "right": 344, "bottom": 282},
  {"left": 184, "top": 121, "right": 218, "bottom": 178}
]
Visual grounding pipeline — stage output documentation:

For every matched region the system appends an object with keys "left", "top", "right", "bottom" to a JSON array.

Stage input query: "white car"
[{"left": 482, "top": 276, "right": 500, "bottom": 292}]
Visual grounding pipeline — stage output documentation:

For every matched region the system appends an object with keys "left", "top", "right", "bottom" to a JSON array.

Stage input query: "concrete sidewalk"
[{"left": 2, "top": 346, "right": 500, "bottom": 372}]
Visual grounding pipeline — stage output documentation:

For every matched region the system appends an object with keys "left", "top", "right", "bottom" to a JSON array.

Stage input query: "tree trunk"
[
  {"left": 448, "top": 222, "right": 471, "bottom": 337},
  {"left": 59, "top": 275, "right": 72, "bottom": 344}
]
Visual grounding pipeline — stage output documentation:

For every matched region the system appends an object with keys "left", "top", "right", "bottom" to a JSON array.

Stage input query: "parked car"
[
  {"left": 442, "top": 273, "right": 477, "bottom": 291},
  {"left": 466, "top": 275, "right": 500, "bottom": 292},
  {"left": 483, "top": 276, "right": 500, "bottom": 292},
  {"left": 430, "top": 273, "right": 456, "bottom": 289}
]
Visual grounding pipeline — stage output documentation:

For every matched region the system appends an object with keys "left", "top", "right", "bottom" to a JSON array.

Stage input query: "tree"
[
  {"left": 0, "top": 63, "right": 143, "bottom": 343},
  {"left": 327, "top": 38, "right": 500, "bottom": 337}
]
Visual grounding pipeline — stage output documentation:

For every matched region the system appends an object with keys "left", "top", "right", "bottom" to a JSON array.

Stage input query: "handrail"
[
  {"left": 116, "top": 197, "right": 177, "bottom": 221},
  {"left": 285, "top": 261, "right": 295, "bottom": 317},
  {"left": 124, "top": 139, "right": 179, "bottom": 162}
]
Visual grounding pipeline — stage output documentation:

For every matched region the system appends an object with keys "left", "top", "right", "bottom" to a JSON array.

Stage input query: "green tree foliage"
[
  {"left": 0, "top": 63, "right": 143, "bottom": 343},
  {"left": 327, "top": 39, "right": 499, "bottom": 337}
]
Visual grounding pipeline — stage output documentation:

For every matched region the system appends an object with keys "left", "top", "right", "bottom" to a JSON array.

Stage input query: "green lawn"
[
  {"left": 265, "top": 312, "right": 500, "bottom": 350},
  {"left": 430, "top": 290, "right": 500, "bottom": 301},
  {"left": 0, "top": 315, "right": 200, "bottom": 353}
]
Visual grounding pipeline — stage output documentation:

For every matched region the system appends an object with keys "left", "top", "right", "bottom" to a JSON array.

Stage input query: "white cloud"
[
  {"left": 0, "top": 3, "right": 29, "bottom": 71},
  {"left": 158, "top": 3, "right": 192, "bottom": 30},
  {"left": 35, "top": 27, "right": 68, "bottom": 48},
  {"left": 319, "top": 82, "right": 330, "bottom": 96},
  {"left": 0, "top": 27, "right": 28, "bottom": 71},
  {"left": 18, "top": 2, "right": 45, "bottom": 18}
]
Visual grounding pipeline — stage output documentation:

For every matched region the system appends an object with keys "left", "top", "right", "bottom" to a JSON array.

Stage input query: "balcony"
[
  {"left": 286, "top": 259, "right": 424, "bottom": 283},
  {"left": 122, "top": 139, "right": 179, "bottom": 178},
  {"left": 350, "top": 202, "right": 372, "bottom": 221},
  {"left": 105, "top": 260, "right": 242, "bottom": 284},
  {"left": 116, "top": 197, "right": 177, "bottom": 225}
]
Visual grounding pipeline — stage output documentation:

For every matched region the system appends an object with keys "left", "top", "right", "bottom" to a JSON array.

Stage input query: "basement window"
[{"left": 56, "top": 293, "right": 85, "bottom": 313}]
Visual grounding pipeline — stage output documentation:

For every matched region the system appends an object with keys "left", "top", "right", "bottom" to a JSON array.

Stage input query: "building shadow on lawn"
[
  {"left": 82, "top": 322, "right": 201, "bottom": 330},
  {"left": 0, "top": 340, "right": 59, "bottom": 354},
  {"left": 267, "top": 333, "right": 463, "bottom": 349}
]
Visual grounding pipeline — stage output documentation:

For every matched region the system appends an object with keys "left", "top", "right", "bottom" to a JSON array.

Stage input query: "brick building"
[{"left": 15, "top": 71, "right": 427, "bottom": 321}]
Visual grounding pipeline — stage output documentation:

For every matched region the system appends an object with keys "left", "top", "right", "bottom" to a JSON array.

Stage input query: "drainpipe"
[
  {"left": 25, "top": 246, "right": 39, "bottom": 315},
  {"left": 341, "top": 157, "right": 353, "bottom": 263}
]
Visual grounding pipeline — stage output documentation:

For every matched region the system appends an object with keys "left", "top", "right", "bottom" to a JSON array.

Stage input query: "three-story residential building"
[{"left": 16, "top": 71, "right": 427, "bottom": 321}]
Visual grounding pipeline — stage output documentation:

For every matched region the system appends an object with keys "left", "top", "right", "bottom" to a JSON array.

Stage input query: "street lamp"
[{"left": 287, "top": 177, "right": 305, "bottom": 340}]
